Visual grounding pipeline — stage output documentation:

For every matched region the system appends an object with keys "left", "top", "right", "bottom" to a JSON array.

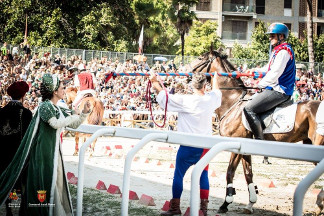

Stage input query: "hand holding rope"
[{"left": 145, "top": 71, "right": 169, "bottom": 128}]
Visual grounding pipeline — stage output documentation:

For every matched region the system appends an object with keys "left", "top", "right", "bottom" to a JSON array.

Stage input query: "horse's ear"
[
  {"left": 210, "top": 43, "right": 214, "bottom": 54},
  {"left": 217, "top": 47, "right": 223, "bottom": 53}
]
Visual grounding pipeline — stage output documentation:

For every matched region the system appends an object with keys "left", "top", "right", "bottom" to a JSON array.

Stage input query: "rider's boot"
[
  {"left": 161, "top": 198, "right": 181, "bottom": 216},
  {"left": 200, "top": 199, "right": 209, "bottom": 216},
  {"left": 243, "top": 108, "right": 264, "bottom": 140}
]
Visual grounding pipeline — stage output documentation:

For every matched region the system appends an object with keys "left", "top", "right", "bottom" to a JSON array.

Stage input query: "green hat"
[{"left": 42, "top": 73, "right": 60, "bottom": 92}]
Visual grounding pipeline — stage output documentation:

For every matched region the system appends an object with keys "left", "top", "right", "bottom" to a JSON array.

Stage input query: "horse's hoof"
[
  {"left": 218, "top": 207, "right": 228, "bottom": 213},
  {"left": 218, "top": 204, "right": 228, "bottom": 213},
  {"left": 243, "top": 207, "right": 253, "bottom": 214},
  {"left": 73, "top": 152, "right": 78, "bottom": 156},
  {"left": 262, "top": 159, "right": 272, "bottom": 165}
]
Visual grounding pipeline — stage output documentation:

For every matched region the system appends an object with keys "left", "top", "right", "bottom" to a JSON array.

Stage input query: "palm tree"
[
  {"left": 174, "top": 3, "right": 197, "bottom": 63},
  {"left": 306, "top": 0, "right": 315, "bottom": 72}
]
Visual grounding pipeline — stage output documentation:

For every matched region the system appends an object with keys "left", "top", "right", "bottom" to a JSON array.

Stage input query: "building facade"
[{"left": 191, "top": 0, "right": 324, "bottom": 48}]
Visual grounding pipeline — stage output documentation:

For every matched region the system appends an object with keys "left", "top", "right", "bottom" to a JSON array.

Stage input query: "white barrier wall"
[{"left": 66, "top": 125, "right": 324, "bottom": 216}]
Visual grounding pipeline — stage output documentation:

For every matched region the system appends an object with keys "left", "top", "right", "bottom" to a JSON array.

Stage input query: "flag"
[
  {"left": 25, "top": 14, "right": 28, "bottom": 39},
  {"left": 138, "top": 25, "right": 144, "bottom": 54}
]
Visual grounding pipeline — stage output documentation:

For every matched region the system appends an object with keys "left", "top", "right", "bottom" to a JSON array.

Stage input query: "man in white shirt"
[
  {"left": 150, "top": 71, "right": 222, "bottom": 216},
  {"left": 243, "top": 23, "right": 295, "bottom": 145}
]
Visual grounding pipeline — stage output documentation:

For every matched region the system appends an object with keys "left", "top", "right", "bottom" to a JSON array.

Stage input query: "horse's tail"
[{"left": 87, "top": 98, "right": 104, "bottom": 125}]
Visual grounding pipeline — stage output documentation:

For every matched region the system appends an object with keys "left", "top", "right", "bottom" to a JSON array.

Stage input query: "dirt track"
[{"left": 62, "top": 136, "right": 323, "bottom": 216}]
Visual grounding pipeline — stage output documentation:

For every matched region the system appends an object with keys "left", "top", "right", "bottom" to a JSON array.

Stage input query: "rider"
[
  {"left": 72, "top": 63, "right": 97, "bottom": 108},
  {"left": 243, "top": 23, "right": 296, "bottom": 142}
]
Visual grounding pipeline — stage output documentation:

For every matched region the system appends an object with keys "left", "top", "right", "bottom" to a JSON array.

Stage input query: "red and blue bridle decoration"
[{"left": 104, "top": 71, "right": 267, "bottom": 81}]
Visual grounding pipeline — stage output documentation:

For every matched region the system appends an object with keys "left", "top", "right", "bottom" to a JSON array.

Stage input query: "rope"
[{"left": 145, "top": 74, "right": 168, "bottom": 128}]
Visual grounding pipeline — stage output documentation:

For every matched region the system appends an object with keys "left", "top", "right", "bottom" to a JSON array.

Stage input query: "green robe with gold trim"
[{"left": 0, "top": 100, "right": 87, "bottom": 216}]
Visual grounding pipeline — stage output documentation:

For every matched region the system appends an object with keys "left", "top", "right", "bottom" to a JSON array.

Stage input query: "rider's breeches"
[
  {"left": 72, "top": 89, "right": 96, "bottom": 108},
  {"left": 244, "top": 89, "right": 290, "bottom": 139},
  {"left": 172, "top": 146, "right": 209, "bottom": 199}
]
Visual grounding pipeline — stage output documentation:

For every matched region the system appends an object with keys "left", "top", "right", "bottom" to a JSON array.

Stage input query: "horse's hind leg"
[
  {"left": 89, "top": 138, "right": 98, "bottom": 158},
  {"left": 242, "top": 154, "right": 258, "bottom": 214},
  {"left": 73, "top": 132, "right": 80, "bottom": 156},
  {"left": 218, "top": 153, "right": 242, "bottom": 213}
]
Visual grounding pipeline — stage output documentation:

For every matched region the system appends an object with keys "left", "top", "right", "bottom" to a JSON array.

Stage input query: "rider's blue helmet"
[{"left": 266, "top": 23, "right": 289, "bottom": 39}]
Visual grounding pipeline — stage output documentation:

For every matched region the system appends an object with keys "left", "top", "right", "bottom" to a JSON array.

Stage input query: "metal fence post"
[{"left": 82, "top": 50, "right": 86, "bottom": 61}]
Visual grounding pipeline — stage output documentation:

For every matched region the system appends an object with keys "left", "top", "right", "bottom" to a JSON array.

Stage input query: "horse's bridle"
[{"left": 191, "top": 55, "right": 217, "bottom": 73}]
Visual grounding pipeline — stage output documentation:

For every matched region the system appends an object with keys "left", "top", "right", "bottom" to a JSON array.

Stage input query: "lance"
[{"left": 104, "top": 71, "right": 267, "bottom": 82}]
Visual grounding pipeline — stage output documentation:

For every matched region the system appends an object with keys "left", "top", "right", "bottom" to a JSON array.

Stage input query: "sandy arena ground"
[{"left": 61, "top": 135, "right": 324, "bottom": 216}]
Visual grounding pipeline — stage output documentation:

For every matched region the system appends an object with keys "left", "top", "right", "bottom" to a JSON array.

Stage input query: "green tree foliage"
[
  {"left": 314, "top": 34, "right": 324, "bottom": 63},
  {"left": 131, "top": 0, "right": 179, "bottom": 54},
  {"left": 0, "top": 0, "right": 138, "bottom": 51},
  {"left": 182, "top": 20, "right": 223, "bottom": 56},
  {"left": 287, "top": 32, "right": 308, "bottom": 62},
  {"left": 233, "top": 21, "right": 268, "bottom": 60}
]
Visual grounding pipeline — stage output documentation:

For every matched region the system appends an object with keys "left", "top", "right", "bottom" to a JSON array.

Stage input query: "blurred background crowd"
[{"left": 0, "top": 42, "right": 323, "bottom": 115}]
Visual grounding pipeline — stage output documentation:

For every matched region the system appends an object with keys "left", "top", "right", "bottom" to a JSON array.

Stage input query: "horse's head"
[
  {"left": 188, "top": 47, "right": 247, "bottom": 121},
  {"left": 187, "top": 47, "right": 245, "bottom": 89},
  {"left": 187, "top": 47, "right": 234, "bottom": 74}
]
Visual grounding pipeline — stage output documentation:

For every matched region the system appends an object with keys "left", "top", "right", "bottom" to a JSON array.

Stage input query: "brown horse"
[
  {"left": 65, "top": 87, "right": 104, "bottom": 156},
  {"left": 188, "top": 48, "right": 322, "bottom": 213}
]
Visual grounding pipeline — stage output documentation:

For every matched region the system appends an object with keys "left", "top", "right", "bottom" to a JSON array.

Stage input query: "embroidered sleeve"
[
  {"left": 67, "top": 113, "right": 89, "bottom": 129},
  {"left": 39, "top": 101, "right": 57, "bottom": 123},
  {"left": 48, "top": 113, "right": 89, "bottom": 129}
]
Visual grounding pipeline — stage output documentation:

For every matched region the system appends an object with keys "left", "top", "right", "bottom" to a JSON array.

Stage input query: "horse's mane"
[{"left": 199, "top": 50, "right": 245, "bottom": 87}]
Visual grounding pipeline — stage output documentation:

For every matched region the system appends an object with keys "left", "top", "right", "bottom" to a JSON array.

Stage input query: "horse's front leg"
[
  {"left": 316, "top": 188, "right": 324, "bottom": 216},
  {"left": 242, "top": 154, "right": 258, "bottom": 214},
  {"left": 218, "top": 153, "right": 242, "bottom": 213},
  {"left": 73, "top": 132, "right": 79, "bottom": 156}
]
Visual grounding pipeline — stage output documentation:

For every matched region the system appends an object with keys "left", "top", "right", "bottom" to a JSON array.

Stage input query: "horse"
[
  {"left": 65, "top": 87, "right": 104, "bottom": 156},
  {"left": 188, "top": 48, "right": 323, "bottom": 214}
]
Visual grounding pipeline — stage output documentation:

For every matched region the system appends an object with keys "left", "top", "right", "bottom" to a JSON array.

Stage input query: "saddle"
[
  {"left": 242, "top": 99, "right": 298, "bottom": 134},
  {"left": 83, "top": 93, "right": 93, "bottom": 99}
]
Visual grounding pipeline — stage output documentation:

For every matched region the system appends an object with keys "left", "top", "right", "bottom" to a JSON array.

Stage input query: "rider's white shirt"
[
  {"left": 255, "top": 49, "right": 291, "bottom": 94},
  {"left": 156, "top": 90, "right": 222, "bottom": 136}
]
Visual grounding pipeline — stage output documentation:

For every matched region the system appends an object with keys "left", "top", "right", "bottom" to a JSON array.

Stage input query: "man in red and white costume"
[{"left": 72, "top": 63, "right": 97, "bottom": 108}]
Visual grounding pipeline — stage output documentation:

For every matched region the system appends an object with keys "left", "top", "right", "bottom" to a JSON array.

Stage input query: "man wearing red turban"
[{"left": 0, "top": 81, "right": 32, "bottom": 215}]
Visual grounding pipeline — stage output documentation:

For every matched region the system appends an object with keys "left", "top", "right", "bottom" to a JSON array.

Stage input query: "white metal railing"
[{"left": 66, "top": 124, "right": 324, "bottom": 216}]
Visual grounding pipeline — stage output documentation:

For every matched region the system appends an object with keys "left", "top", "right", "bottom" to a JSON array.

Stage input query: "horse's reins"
[
  {"left": 145, "top": 74, "right": 168, "bottom": 128},
  {"left": 219, "top": 90, "right": 248, "bottom": 122}
]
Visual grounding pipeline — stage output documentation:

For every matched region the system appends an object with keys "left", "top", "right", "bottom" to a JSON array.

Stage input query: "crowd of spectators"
[
  {"left": 0, "top": 42, "right": 193, "bottom": 116},
  {"left": 0, "top": 42, "right": 323, "bottom": 116}
]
